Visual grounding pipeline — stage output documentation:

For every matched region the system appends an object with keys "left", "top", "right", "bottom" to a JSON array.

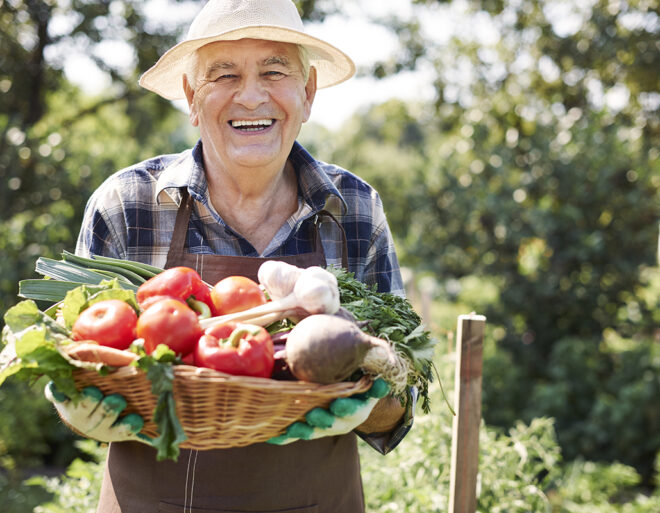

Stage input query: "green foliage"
[
  {"left": 522, "top": 333, "right": 660, "bottom": 484},
  {"left": 360, "top": 359, "right": 659, "bottom": 513},
  {"left": 0, "top": 1, "right": 196, "bottom": 315},
  {"left": 26, "top": 440, "right": 105, "bottom": 513},
  {"left": 550, "top": 458, "right": 660, "bottom": 513},
  {"left": 0, "top": 378, "right": 79, "bottom": 470},
  {"left": 0, "top": 379, "right": 79, "bottom": 513},
  {"left": 305, "top": 0, "right": 660, "bottom": 485}
]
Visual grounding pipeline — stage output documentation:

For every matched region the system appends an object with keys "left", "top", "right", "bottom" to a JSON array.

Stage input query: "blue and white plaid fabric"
[
  {"left": 76, "top": 139, "right": 413, "bottom": 453},
  {"left": 76, "top": 140, "right": 404, "bottom": 296}
]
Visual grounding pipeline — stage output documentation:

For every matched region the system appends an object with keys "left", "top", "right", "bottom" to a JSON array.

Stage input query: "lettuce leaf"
[{"left": 1, "top": 300, "right": 78, "bottom": 397}]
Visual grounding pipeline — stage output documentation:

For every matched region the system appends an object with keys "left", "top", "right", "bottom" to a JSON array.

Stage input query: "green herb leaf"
[
  {"left": 328, "top": 266, "right": 439, "bottom": 413},
  {"left": 136, "top": 347, "right": 187, "bottom": 461}
]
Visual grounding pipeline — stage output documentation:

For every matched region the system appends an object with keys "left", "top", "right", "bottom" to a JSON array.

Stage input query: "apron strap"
[
  {"left": 165, "top": 188, "right": 194, "bottom": 268},
  {"left": 315, "top": 209, "right": 349, "bottom": 270},
  {"left": 166, "top": 188, "right": 349, "bottom": 271}
]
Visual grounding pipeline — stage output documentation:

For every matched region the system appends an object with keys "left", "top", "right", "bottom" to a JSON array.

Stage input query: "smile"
[{"left": 230, "top": 119, "right": 274, "bottom": 131}]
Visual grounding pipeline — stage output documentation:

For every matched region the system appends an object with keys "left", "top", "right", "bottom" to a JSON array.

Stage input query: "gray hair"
[{"left": 185, "top": 42, "right": 311, "bottom": 91}]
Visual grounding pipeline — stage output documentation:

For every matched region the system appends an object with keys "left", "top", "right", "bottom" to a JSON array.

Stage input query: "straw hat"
[{"left": 139, "top": 0, "right": 356, "bottom": 100}]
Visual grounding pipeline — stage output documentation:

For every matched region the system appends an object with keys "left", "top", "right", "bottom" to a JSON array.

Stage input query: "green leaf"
[
  {"left": 328, "top": 266, "right": 438, "bottom": 413},
  {"left": 60, "top": 279, "right": 138, "bottom": 329},
  {"left": 136, "top": 347, "right": 187, "bottom": 461},
  {"left": 1, "top": 300, "right": 78, "bottom": 397}
]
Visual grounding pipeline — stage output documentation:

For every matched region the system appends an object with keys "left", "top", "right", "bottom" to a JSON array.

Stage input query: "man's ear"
[
  {"left": 302, "top": 67, "right": 317, "bottom": 123},
  {"left": 182, "top": 74, "right": 199, "bottom": 127}
]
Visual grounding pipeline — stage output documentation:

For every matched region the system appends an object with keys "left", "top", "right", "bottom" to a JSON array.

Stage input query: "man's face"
[{"left": 184, "top": 38, "right": 316, "bottom": 174}]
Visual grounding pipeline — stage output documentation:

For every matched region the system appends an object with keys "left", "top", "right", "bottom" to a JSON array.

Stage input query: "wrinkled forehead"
[{"left": 196, "top": 38, "right": 303, "bottom": 70}]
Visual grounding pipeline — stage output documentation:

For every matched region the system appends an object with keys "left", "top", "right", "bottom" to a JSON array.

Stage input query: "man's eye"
[
  {"left": 264, "top": 70, "right": 285, "bottom": 78},
  {"left": 206, "top": 74, "right": 236, "bottom": 82}
]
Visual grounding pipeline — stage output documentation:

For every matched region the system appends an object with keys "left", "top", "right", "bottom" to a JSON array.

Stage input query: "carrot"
[{"left": 64, "top": 341, "right": 139, "bottom": 367}]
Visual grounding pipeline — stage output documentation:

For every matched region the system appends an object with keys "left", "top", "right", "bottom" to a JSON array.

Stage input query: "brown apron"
[{"left": 97, "top": 190, "right": 363, "bottom": 513}]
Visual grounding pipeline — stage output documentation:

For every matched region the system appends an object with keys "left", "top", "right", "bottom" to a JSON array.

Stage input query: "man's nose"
[{"left": 233, "top": 76, "right": 268, "bottom": 109}]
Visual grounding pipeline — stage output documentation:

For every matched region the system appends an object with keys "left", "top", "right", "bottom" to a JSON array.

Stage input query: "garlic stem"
[{"left": 200, "top": 266, "right": 340, "bottom": 330}]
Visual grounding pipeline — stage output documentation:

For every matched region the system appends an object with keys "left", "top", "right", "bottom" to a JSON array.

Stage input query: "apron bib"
[{"left": 97, "top": 190, "right": 362, "bottom": 513}]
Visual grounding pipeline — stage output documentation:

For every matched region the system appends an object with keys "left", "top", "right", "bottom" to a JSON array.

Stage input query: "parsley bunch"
[{"left": 328, "top": 267, "right": 439, "bottom": 413}]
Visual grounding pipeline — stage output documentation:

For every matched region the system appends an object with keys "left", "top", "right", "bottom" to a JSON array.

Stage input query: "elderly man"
[{"left": 51, "top": 0, "right": 414, "bottom": 511}]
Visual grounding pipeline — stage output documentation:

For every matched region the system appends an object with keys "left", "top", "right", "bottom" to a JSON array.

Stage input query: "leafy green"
[
  {"left": 135, "top": 345, "right": 187, "bottom": 462},
  {"left": 328, "top": 266, "right": 438, "bottom": 413},
  {"left": 2, "top": 281, "right": 188, "bottom": 462},
  {"left": 0, "top": 300, "right": 78, "bottom": 398},
  {"left": 59, "top": 279, "right": 139, "bottom": 329}
]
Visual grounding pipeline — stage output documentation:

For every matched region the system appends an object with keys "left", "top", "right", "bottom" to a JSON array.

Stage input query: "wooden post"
[{"left": 448, "top": 314, "right": 486, "bottom": 513}]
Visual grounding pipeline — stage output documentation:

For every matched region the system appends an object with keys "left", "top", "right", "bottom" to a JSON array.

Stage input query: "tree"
[
  {"left": 0, "top": 0, "right": 200, "bottom": 481},
  {"left": 352, "top": 0, "right": 660, "bottom": 360},
  {"left": 0, "top": 0, "right": 203, "bottom": 313},
  {"left": 303, "top": 0, "right": 659, "bottom": 480}
]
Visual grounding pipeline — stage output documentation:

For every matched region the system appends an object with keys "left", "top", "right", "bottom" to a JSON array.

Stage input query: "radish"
[{"left": 284, "top": 314, "right": 410, "bottom": 394}]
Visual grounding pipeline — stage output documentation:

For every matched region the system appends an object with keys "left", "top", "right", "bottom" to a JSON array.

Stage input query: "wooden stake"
[{"left": 448, "top": 313, "right": 486, "bottom": 513}]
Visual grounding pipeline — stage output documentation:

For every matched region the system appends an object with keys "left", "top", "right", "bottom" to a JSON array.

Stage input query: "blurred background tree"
[
  {"left": 302, "top": 0, "right": 660, "bottom": 483},
  {"left": 0, "top": 1, "right": 199, "bottom": 504}
]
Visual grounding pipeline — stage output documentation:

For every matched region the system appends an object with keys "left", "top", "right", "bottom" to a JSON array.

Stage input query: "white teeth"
[{"left": 231, "top": 119, "right": 273, "bottom": 128}]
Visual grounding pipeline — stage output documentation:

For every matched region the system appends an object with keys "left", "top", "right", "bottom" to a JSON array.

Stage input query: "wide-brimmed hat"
[{"left": 139, "top": 0, "right": 356, "bottom": 100}]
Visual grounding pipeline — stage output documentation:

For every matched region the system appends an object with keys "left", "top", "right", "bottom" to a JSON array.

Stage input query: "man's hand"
[
  {"left": 45, "top": 382, "right": 151, "bottom": 444},
  {"left": 355, "top": 393, "right": 407, "bottom": 434},
  {"left": 267, "top": 378, "right": 390, "bottom": 445}
]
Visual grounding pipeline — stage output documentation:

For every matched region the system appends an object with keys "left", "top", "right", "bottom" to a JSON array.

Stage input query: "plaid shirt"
[
  {"left": 76, "top": 140, "right": 404, "bottom": 296},
  {"left": 76, "top": 140, "right": 412, "bottom": 453}
]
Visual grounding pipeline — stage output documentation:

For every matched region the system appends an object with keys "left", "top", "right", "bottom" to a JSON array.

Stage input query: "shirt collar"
[
  {"left": 155, "top": 140, "right": 347, "bottom": 214},
  {"left": 155, "top": 141, "right": 206, "bottom": 205},
  {"left": 289, "top": 141, "right": 347, "bottom": 214}
]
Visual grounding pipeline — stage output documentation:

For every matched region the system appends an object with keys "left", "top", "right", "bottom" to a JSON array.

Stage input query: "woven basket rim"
[
  {"left": 83, "top": 363, "right": 370, "bottom": 393},
  {"left": 70, "top": 364, "right": 372, "bottom": 449}
]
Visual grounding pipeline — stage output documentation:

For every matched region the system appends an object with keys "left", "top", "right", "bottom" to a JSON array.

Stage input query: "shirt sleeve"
[
  {"left": 75, "top": 197, "right": 125, "bottom": 259},
  {"left": 342, "top": 184, "right": 413, "bottom": 452}
]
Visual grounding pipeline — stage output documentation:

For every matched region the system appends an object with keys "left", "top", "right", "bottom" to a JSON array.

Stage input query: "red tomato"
[
  {"left": 71, "top": 299, "right": 138, "bottom": 350},
  {"left": 137, "top": 267, "right": 202, "bottom": 306},
  {"left": 137, "top": 298, "right": 202, "bottom": 356},
  {"left": 210, "top": 276, "right": 267, "bottom": 315},
  {"left": 138, "top": 295, "right": 187, "bottom": 311}
]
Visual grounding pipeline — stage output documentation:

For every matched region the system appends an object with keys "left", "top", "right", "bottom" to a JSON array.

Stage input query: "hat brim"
[{"left": 139, "top": 26, "right": 356, "bottom": 100}]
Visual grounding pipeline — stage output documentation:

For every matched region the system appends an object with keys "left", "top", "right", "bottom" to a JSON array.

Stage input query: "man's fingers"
[
  {"left": 112, "top": 413, "right": 145, "bottom": 438},
  {"left": 45, "top": 381, "right": 68, "bottom": 403},
  {"left": 305, "top": 407, "right": 335, "bottom": 429},
  {"left": 86, "top": 394, "right": 127, "bottom": 433}
]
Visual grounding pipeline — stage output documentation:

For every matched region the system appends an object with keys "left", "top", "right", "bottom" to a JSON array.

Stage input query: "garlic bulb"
[{"left": 257, "top": 260, "right": 302, "bottom": 300}]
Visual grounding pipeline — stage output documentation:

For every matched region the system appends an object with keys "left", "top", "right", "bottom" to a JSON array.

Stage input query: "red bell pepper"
[
  {"left": 137, "top": 266, "right": 213, "bottom": 317},
  {"left": 193, "top": 322, "right": 274, "bottom": 378}
]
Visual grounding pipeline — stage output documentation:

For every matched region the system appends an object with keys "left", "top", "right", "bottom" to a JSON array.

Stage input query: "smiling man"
[
  {"left": 182, "top": 39, "right": 315, "bottom": 254},
  {"left": 63, "top": 0, "right": 414, "bottom": 512}
]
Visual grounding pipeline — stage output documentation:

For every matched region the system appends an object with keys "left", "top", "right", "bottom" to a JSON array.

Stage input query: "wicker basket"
[{"left": 72, "top": 365, "right": 371, "bottom": 450}]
